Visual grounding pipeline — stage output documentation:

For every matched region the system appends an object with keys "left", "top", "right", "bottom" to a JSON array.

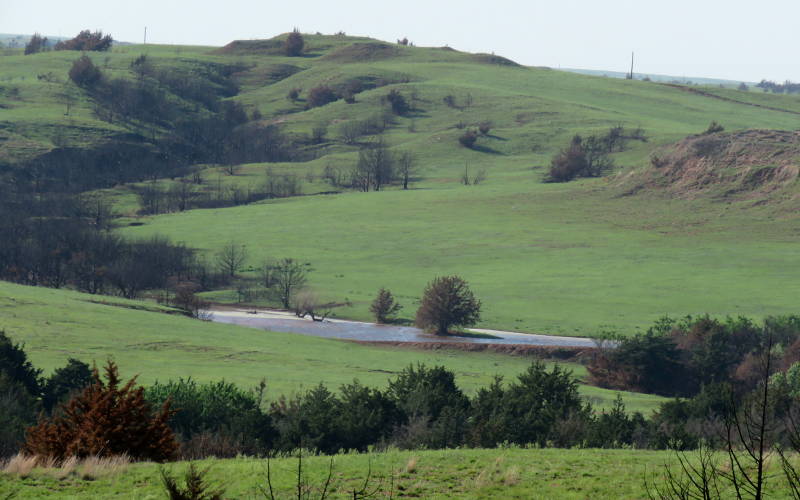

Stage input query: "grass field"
[
  {"left": 3, "top": 447, "right": 800, "bottom": 499},
  {"left": 0, "top": 281, "right": 665, "bottom": 413}
]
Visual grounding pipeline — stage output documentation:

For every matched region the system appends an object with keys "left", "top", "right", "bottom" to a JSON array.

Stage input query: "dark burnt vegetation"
[{"left": 546, "top": 125, "right": 647, "bottom": 182}]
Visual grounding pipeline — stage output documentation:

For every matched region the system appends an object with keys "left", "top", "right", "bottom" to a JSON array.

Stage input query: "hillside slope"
[{"left": 617, "top": 129, "right": 800, "bottom": 206}]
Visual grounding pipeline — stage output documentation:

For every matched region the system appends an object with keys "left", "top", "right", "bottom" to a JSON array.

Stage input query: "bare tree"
[
  {"left": 395, "top": 151, "right": 417, "bottom": 190},
  {"left": 215, "top": 242, "right": 248, "bottom": 278},
  {"left": 646, "top": 332, "right": 779, "bottom": 500},
  {"left": 271, "top": 258, "right": 309, "bottom": 309},
  {"left": 354, "top": 139, "right": 394, "bottom": 192}
]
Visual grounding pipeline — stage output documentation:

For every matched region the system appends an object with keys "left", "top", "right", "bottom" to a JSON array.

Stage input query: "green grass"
[
  {"left": 122, "top": 177, "right": 800, "bottom": 338},
  {"left": 4, "top": 447, "right": 800, "bottom": 499},
  {"left": 0, "top": 281, "right": 664, "bottom": 413}
]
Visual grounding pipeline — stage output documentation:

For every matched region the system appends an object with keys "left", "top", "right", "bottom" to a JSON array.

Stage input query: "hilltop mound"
[
  {"left": 320, "top": 42, "right": 402, "bottom": 63},
  {"left": 618, "top": 130, "right": 800, "bottom": 204},
  {"left": 216, "top": 38, "right": 285, "bottom": 55},
  {"left": 471, "top": 53, "right": 521, "bottom": 67}
]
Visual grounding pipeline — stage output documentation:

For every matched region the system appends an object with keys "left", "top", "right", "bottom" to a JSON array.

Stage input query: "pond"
[{"left": 211, "top": 309, "right": 596, "bottom": 348}]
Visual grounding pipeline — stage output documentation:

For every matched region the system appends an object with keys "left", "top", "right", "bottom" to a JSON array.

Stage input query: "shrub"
[
  {"left": 0, "top": 374, "right": 39, "bottom": 459},
  {"left": 387, "top": 364, "right": 469, "bottom": 448},
  {"left": 42, "top": 358, "right": 92, "bottom": 412},
  {"left": 161, "top": 463, "right": 225, "bottom": 500},
  {"left": 68, "top": 55, "right": 103, "bottom": 89},
  {"left": 703, "top": 121, "right": 725, "bottom": 135},
  {"left": 458, "top": 130, "right": 478, "bottom": 149},
  {"left": 307, "top": 85, "right": 338, "bottom": 108},
  {"left": 478, "top": 121, "right": 492, "bottom": 135},
  {"left": 335, "top": 381, "right": 399, "bottom": 451},
  {"left": 0, "top": 330, "right": 42, "bottom": 397},
  {"left": 370, "top": 288, "right": 402, "bottom": 323},
  {"left": 415, "top": 275, "right": 481, "bottom": 335},
  {"left": 24, "top": 360, "right": 178, "bottom": 461},
  {"left": 469, "top": 362, "right": 587, "bottom": 447},
  {"left": 386, "top": 89, "right": 409, "bottom": 115},
  {"left": 284, "top": 30, "right": 304, "bottom": 57},
  {"left": 286, "top": 87, "right": 301, "bottom": 101}
]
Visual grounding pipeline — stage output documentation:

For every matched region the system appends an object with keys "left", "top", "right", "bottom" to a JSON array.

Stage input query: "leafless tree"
[
  {"left": 395, "top": 151, "right": 417, "bottom": 190},
  {"left": 215, "top": 242, "right": 248, "bottom": 278},
  {"left": 271, "top": 258, "right": 309, "bottom": 309}
]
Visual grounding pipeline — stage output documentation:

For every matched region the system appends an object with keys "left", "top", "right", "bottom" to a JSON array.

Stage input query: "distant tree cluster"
[
  {"left": 55, "top": 30, "right": 113, "bottom": 52},
  {"left": 546, "top": 125, "right": 647, "bottom": 182},
  {"left": 345, "top": 140, "right": 419, "bottom": 192},
  {"left": 756, "top": 79, "right": 800, "bottom": 94}
]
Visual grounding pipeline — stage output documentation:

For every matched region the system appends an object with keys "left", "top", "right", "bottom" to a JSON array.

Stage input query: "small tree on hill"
[
  {"left": 24, "top": 360, "right": 178, "bottom": 461},
  {"left": 285, "top": 29, "right": 304, "bottom": 57},
  {"left": 415, "top": 276, "right": 481, "bottom": 335},
  {"left": 24, "top": 33, "right": 48, "bottom": 55},
  {"left": 370, "top": 288, "right": 402, "bottom": 323}
]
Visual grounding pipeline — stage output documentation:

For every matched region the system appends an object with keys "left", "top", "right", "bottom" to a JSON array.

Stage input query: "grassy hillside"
[
  {"left": 0, "top": 281, "right": 664, "bottom": 413},
  {"left": 3, "top": 34, "right": 800, "bottom": 336}
]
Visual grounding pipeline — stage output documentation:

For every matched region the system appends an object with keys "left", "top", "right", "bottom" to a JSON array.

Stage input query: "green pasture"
[
  {"left": 123, "top": 177, "right": 800, "bottom": 337},
  {"left": 0, "top": 281, "right": 664, "bottom": 413},
  {"left": 4, "top": 447, "right": 800, "bottom": 499}
]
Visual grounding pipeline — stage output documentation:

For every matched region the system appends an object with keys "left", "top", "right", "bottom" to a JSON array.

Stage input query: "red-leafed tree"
[{"left": 24, "top": 360, "right": 177, "bottom": 461}]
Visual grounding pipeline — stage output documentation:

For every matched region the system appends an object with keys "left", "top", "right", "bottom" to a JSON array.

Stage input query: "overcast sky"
[{"left": 2, "top": 0, "right": 798, "bottom": 82}]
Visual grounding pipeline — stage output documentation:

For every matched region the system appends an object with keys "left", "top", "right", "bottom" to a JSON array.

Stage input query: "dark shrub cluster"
[
  {"left": 307, "top": 85, "right": 338, "bottom": 108},
  {"left": 458, "top": 130, "right": 479, "bottom": 149},
  {"left": 0, "top": 331, "right": 93, "bottom": 458},
  {"left": 55, "top": 30, "right": 113, "bottom": 51},
  {"left": 588, "top": 315, "right": 800, "bottom": 397},
  {"left": 546, "top": 126, "right": 647, "bottom": 182}
]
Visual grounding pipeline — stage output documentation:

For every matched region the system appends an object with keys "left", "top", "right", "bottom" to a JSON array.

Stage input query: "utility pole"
[
  {"left": 627, "top": 51, "right": 634, "bottom": 80},
  {"left": 144, "top": 26, "right": 147, "bottom": 45}
]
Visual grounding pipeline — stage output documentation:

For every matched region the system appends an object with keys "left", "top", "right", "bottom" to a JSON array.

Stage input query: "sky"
[{"left": 2, "top": 0, "right": 798, "bottom": 82}]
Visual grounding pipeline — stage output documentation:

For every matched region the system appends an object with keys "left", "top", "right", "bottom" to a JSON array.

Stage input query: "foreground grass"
[
  {"left": 0, "top": 281, "right": 664, "bottom": 413},
  {"left": 4, "top": 447, "right": 800, "bottom": 499}
]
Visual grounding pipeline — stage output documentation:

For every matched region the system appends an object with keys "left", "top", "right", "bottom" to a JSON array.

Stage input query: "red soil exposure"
[
  {"left": 348, "top": 340, "right": 594, "bottom": 362},
  {"left": 618, "top": 129, "right": 800, "bottom": 203}
]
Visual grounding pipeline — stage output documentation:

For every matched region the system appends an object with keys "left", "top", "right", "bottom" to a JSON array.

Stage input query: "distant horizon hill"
[
  {"left": 0, "top": 32, "right": 763, "bottom": 87},
  {"left": 561, "top": 67, "right": 755, "bottom": 87}
]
